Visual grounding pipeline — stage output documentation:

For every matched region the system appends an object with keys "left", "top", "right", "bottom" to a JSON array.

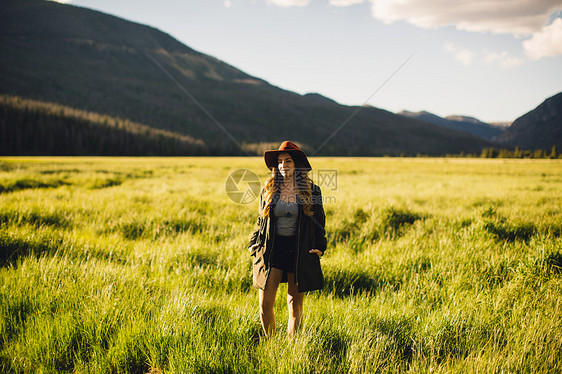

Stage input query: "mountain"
[
  {"left": 496, "top": 92, "right": 562, "bottom": 151},
  {"left": 397, "top": 111, "right": 504, "bottom": 141},
  {"left": 0, "top": 0, "right": 490, "bottom": 156}
]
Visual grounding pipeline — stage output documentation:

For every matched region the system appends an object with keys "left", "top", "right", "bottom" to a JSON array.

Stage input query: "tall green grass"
[{"left": 0, "top": 157, "right": 561, "bottom": 373}]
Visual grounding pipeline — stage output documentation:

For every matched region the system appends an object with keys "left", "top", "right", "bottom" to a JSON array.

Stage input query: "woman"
[{"left": 248, "top": 141, "right": 327, "bottom": 338}]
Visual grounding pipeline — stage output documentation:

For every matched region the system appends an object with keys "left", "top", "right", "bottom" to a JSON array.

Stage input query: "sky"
[{"left": 58, "top": 0, "right": 561, "bottom": 123}]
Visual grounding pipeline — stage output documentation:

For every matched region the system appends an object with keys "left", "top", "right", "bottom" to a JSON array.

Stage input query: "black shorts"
[{"left": 271, "top": 234, "right": 297, "bottom": 273}]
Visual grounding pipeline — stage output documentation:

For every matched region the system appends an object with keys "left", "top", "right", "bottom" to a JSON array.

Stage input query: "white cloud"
[
  {"left": 444, "top": 42, "right": 475, "bottom": 66},
  {"left": 455, "top": 49, "right": 475, "bottom": 66},
  {"left": 368, "top": 0, "right": 560, "bottom": 35},
  {"left": 483, "top": 51, "right": 525, "bottom": 68},
  {"left": 224, "top": 0, "right": 232, "bottom": 8},
  {"left": 267, "top": 0, "right": 310, "bottom": 7},
  {"left": 329, "top": 0, "right": 365, "bottom": 6},
  {"left": 445, "top": 43, "right": 526, "bottom": 68},
  {"left": 523, "top": 18, "right": 562, "bottom": 59}
]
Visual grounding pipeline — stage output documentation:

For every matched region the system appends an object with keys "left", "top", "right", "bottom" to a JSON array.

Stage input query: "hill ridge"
[
  {"left": 397, "top": 110, "right": 504, "bottom": 141},
  {"left": 496, "top": 92, "right": 562, "bottom": 150}
]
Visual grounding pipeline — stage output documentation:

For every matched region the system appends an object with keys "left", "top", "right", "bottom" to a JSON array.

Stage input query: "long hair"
[{"left": 263, "top": 158, "right": 314, "bottom": 217}]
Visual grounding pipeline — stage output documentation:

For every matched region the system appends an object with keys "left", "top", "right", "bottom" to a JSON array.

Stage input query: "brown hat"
[{"left": 264, "top": 141, "right": 312, "bottom": 171}]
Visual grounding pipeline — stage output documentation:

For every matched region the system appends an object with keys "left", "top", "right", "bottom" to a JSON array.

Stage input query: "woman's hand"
[
  {"left": 249, "top": 243, "right": 260, "bottom": 255},
  {"left": 309, "top": 249, "right": 323, "bottom": 258}
]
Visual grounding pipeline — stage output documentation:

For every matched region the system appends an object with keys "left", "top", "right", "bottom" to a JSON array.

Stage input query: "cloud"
[
  {"left": 523, "top": 18, "right": 562, "bottom": 59},
  {"left": 483, "top": 51, "right": 525, "bottom": 68},
  {"left": 267, "top": 0, "right": 310, "bottom": 7},
  {"left": 224, "top": 0, "right": 232, "bottom": 8},
  {"left": 444, "top": 42, "right": 475, "bottom": 66},
  {"left": 368, "top": 0, "right": 559, "bottom": 35},
  {"left": 329, "top": 0, "right": 365, "bottom": 6},
  {"left": 445, "top": 43, "right": 526, "bottom": 68}
]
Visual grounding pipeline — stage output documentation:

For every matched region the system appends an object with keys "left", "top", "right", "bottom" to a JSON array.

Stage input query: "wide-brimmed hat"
[{"left": 264, "top": 141, "right": 312, "bottom": 171}]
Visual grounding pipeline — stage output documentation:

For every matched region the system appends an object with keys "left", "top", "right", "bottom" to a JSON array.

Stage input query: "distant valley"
[{"left": 396, "top": 111, "right": 505, "bottom": 142}]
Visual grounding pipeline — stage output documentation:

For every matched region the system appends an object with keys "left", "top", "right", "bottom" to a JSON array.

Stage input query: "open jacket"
[{"left": 248, "top": 183, "right": 327, "bottom": 292}]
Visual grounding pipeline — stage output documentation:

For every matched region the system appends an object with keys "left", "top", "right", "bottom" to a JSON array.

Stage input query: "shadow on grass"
[
  {"left": 0, "top": 210, "right": 71, "bottom": 229},
  {"left": 0, "top": 228, "right": 132, "bottom": 268},
  {"left": 423, "top": 315, "right": 502, "bottom": 362},
  {"left": 323, "top": 266, "right": 400, "bottom": 297},
  {"left": 313, "top": 325, "right": 349, "bottom": 367},
  {"left": 483, "top": 220, "right": 537, "bottom": 242},
  {"left": 0, "top": 231, "right": 63, "bottom": 267},
  {"left": 546, "top": 251, "right": 562, "bottom": 274},
  {"left": 368, "top": 315, "right": 417, "bottom": 362},
  {"left": 88, "top": 177, "right": 123, "bottom": 189},
  {"left": 479, "top": 207, "right": 562, "bottom": 242},
  {"left": 0, "top": 178, "right": 69, "bottom": 193},
  {"left": 108, "top": 217, "right": 210, "bottom": 241},
  {"left": 329, "top": 207, "right": 427, "bottom": 253}
]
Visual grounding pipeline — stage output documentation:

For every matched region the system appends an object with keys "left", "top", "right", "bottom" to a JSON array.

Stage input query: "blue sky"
[{"left": 61, "top": 0, "right": 561, "bottom": 123}]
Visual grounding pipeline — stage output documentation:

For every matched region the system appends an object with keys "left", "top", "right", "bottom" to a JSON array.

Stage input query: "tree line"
[
  {"left": 479, "top": 146, "right": 560, "bottom": 159},
  {"left": 0, "top": 95, "right": 210, "bottom": 156},
  {"left": 440, "top": 147, "right": 560, "bottom": 159}
]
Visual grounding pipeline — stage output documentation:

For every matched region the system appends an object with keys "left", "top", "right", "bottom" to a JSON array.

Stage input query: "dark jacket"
[{"left": 248, "top": 183, "right": 327, "bottom": 292}]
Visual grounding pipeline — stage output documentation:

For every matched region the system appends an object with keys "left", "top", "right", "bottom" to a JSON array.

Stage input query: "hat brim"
[{"left": 264, "top": 149, "right": 312, "bottom": 172}]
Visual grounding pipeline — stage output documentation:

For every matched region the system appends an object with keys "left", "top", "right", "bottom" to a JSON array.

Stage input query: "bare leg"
[
  {"left": 287, "top": 272, "right": 304, "bottom": 337},
  {"left": 259, "top": 268, "right": 283, "bottom": 338}
]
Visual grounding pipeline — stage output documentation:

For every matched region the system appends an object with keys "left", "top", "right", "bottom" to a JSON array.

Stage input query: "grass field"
[{"left": 1, "top": 157, "right": 561, "bottom": 373}]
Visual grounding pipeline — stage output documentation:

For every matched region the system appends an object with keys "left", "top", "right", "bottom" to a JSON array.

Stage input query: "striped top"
[{"left": 274, "top": 197, "right": 299, "bottom": 236}]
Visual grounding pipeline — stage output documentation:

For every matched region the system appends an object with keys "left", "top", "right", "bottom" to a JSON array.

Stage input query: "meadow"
[{"left": 0, "top": 156, "right": 561, "bottom": 373}]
